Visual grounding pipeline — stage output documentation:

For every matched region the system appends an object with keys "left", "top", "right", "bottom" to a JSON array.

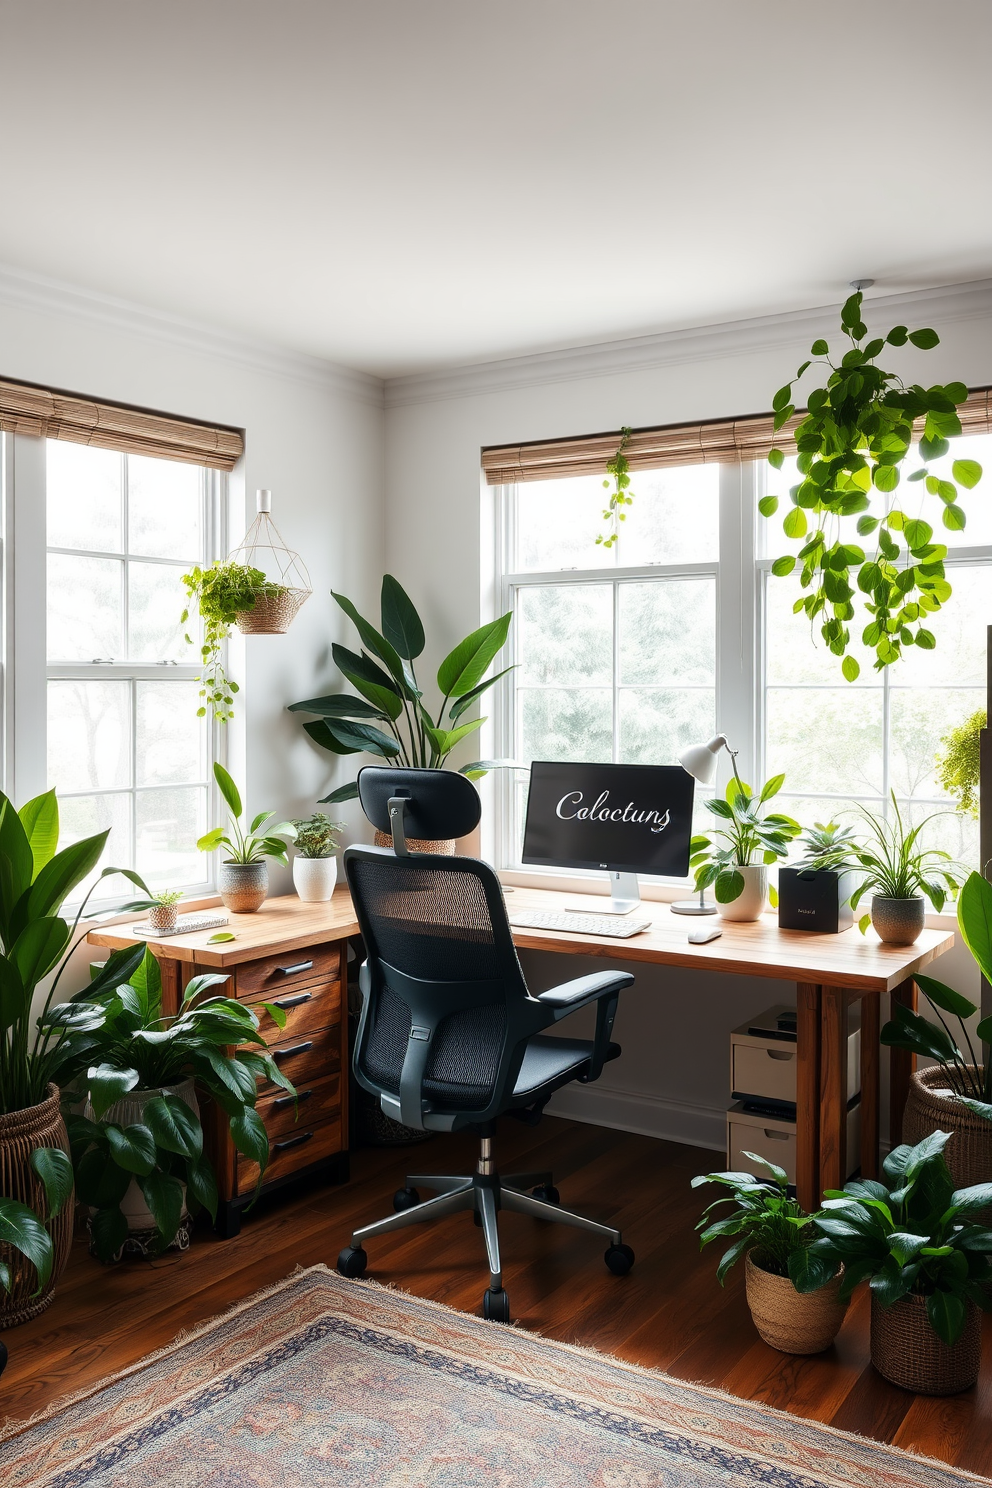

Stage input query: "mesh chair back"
[{"left": 347, "top": 849, "right": 531, "bottom": 1114}]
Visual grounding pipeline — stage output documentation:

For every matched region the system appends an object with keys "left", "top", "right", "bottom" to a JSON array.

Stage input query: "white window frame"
[{"left": 2, "top": 430, "right": 226, "bottom": 903}]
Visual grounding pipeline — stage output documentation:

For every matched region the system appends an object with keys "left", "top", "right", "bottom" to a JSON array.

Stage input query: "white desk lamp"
[{"left": 671, "top": 734, "right": 737, "bottom": 916}]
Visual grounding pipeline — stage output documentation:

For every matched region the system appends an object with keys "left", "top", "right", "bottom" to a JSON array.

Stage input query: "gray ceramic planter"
[
  {"left": 219, "top": 860, "right": 268, "bottom": 913},
  {"left": 870, "top": 894, "right": 925, "bottom": 945}
]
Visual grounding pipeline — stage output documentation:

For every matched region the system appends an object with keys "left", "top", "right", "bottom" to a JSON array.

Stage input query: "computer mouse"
[{"left": 688, "top": 926, "right": 722, "bottom": 944}]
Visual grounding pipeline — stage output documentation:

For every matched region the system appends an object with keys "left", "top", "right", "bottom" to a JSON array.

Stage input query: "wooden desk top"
[{"left": 88, "top": 882, "right": 954, "bottom": 993}]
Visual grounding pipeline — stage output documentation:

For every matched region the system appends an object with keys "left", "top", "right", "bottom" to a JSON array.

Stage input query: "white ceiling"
[{"left": 2, "top": 0, "right": 991, "bottom": 378}]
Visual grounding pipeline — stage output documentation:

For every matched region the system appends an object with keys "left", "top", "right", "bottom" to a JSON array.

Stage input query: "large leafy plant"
[
  {"left": 0, "top": 787, "right": 152, "bottom": 1117},
  {"left": 764, "top": 290, "right": 982, "bottom": 682},
  {"left": 0, "top": 1157, "right": 73, "bottom": 1300},
  {"left": 689, "top": 770, "right": 800, "bottom": 904},
  {"left": 849, "top": 794, "right": 963, "bottom": 931},
  {"left": 880, "top": 870, "right": 992, "bottom": 1114},
  {"left": 182, "top": 560, "right": 285, "bottom": 722},
  {"left": 692, "top": 1152, "right": 834, "bottom": 1291},
  {"left": 290, "top": 575, "right": 513, "bottom": 805},
  {"left": 55, "top": 948, "right": 295, "bottom": 1261},
  {"left": 810, "top": 1131, "right": 992, "bottom": 1344},
  {"left": 197, "top": 763, "right": 296, "bottom": 865}
]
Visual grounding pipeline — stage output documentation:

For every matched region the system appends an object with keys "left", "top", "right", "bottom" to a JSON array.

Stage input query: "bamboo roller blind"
[
  {"left": 0, "top": 377, "right": 244, "bottom": 470},
  {"left": 481, "top": 387, "right": 992, "bottom": 485}
]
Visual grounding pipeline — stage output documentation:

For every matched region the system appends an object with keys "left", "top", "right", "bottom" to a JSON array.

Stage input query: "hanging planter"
[{"left": 182, "top": 490, "right": 312, "bottom": 719}]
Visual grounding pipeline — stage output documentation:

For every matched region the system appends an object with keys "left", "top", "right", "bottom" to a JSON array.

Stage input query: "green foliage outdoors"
[
  {"left": 197, "top": 763, "right": 296, "bottom": 865},
  {"left": 689, "top": 767, "right": 800, "bottom": 904},
  {"left": 58, "top": 948, "right": 296, "bottom": 1260},
  {"left": 849, "top": 793, "right": 964, "bottom": 931},
  {"left": 596, "top": 427, "right": 636, "bottom": 549},
  {"left": 291, "top": 812, "right": 343, "bottom": 859},
  {"left": 692, "top": 1152, "right": 834, "bottom": 1291},
  {"left": 181, "top": 561, "right": 284, "bottom": 722},
  {"left": 935, "top": 708, "right": 985, "bottom": 818},
  {"left": 763, "top": 291, "right": 982, "bottom": 681},
  {"left": 290, "top": 574, "right": 515, "bottom": 805},
  {"left": 810, "top": 1131, "right": 992, "bottom": 1345}
]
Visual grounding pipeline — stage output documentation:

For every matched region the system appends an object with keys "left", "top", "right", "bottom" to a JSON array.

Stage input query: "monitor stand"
[{"left": 570, "top": 870, "right": 641, "bottom": 917}]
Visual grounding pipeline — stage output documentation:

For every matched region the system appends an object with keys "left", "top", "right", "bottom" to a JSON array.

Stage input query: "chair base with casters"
[{"left": 337, "top": 1129, "right": 634, "bottom": 1321}]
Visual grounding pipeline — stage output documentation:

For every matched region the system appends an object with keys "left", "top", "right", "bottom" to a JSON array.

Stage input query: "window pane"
[
  {"left": 47, "top": 554, "right": 123, "bottom": 661},
  {"left": 618, "top": 464, "right": 719, "bottom": 565},
  {"left": 765, "top": 568, "right": 876, "bottom": 687},
  {"left": 128, "top": 560, "right": 189, "bottom": 662},
  {"left": 889, "top": 687, "right": 984, "bottom": 800},
  {"left": 516, "top": 475, "right": 610, "bottom": 571},
  {"left": 136, "top": 787, "right": 208, "bottom": 889},
  {"left": 58, "top": 793, "right": 132, "bottom": 900},
  {"left": 48, "top": 680, "right": 130, "bottom": 792},
  {"left": 766, "top": 688, "right": 884, "bottom": 797},
  {"left": 518, "top": 584, "right": 612, "bottom": 686},
  {"left": 619, "top": 687, "right": 715, "bottom": 766},
  {"left": 619, "top": 578, "right": 715, "bottom": 685},
  {"left": 888, "top": 566, "right": 992, "bottom": 688},
  {"left": 136, "top": 681, "right": 208, "bottom": 786},
  {"left": 519, "top": 688, "right": 613, "bottom": 764},
  {"left": 899, "top": 798, "right": 978, "bottom": 873},
  {"left": 128, "top": 455, "right": 202, "bottom": 560},
  {"left": 46, "top": 442, "right": 122, "bottom": 553}
]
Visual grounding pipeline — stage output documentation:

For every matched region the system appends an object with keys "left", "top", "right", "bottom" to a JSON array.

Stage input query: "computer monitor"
[{"left": 520, "top": 760, "right": 696, "bottom": 914}]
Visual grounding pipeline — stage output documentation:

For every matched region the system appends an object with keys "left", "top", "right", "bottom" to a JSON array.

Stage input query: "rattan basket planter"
[
  {"left": 744, "top": 1251, "right": 847, "bottom": 1353},
  {"left": 373, "top": 831, "right": 456, "bottom": 855},
  {"left": 870, "top": 1291, "right": 981, "bottom": 1394},
  {"left": 0, "top": 1085, "right": 74, "bottom": 1327},
  {"left": 903, "top": 1064, "right": 992, "bottom": 1192},
  {"left": 235, "top": 588, "right": 308, "bottom": 635}
]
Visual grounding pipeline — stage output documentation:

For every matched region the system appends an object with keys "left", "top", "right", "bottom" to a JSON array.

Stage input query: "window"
[{"left": 4, "top": 435, "right": 223, "bottom": 902}]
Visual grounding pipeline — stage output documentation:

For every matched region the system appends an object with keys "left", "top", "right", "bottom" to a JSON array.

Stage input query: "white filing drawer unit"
[
  {"left": 730, "top": 1003, "right": 860, "bottom": 1108},
  {"left": 727, "top": 1101, "right": 861, "bottom": 1186}
]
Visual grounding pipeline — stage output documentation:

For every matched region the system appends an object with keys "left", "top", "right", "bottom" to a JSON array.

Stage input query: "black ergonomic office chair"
[{"left": 336, "top": 766, "right": 636, "bottom": 1321}]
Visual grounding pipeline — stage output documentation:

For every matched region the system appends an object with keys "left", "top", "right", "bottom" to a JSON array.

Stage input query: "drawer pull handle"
[
  {"left": 273, "top": 991, "right": 312, "bottom": 1010},
  {"left": 273, "top": 1089, "right": 312, "bottom": 1110},
  {"left": 273, "top": 1041, "right": 313, "bottom": 1062},
  {"left": 274, "top": 960, "right": 314, "bottom": 977},
  {"left": 763, "top": 1129, "right": 790, "bottom": 1141},
  {"left": 765, "top": 1049, "right": 795, "bottom": 1062},
  {"left": 274, "top": 1132, "right": 314, "bottom": 1152}
]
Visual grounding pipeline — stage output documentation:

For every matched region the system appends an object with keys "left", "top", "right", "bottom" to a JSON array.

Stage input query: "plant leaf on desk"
[{"left": 208, "top": 931, "right": 235, "bottom": 943}]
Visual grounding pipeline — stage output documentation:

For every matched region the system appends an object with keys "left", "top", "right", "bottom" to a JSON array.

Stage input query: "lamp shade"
[{"left": 678, "top": 734, "right": 729, "bottom": 786}]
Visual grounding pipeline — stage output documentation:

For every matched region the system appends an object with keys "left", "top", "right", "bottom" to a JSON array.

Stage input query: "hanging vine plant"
[
  {"left": 763, "top": 290, "right": 982, "bottom": 681},
  {"left": 596, "top": 426, "right": 636, "bottom": 549}
]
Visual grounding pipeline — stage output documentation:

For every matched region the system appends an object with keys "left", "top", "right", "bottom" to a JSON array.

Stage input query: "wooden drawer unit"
[
  {"left": 237, "top": 1114, "right": 345, "bottom": 1196},
  {"left": 235, "top": 942, "right": 340, "bottom": 998},
  {"left": 263, "top": 1021, "right": 342, "bottom": 1090},
  {"left": 258, "top": 1072, "right": 343, "bottom": 1141},
  {"left": 245, "top": 976, "right": 342, "bottom": 1044}
]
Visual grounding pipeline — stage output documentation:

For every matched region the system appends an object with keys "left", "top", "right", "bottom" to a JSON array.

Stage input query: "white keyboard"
[
  {"left": 132, "top": 912, "right": 230, "bottom": 938},
  {"left": 508, "top": 910, "right": 651, "bottom": 939}
]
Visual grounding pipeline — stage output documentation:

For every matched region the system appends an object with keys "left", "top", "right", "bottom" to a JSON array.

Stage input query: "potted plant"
[
  {"left": 810, "top": 1131, "right": 992, "bottom": 1393},
  {"left": 197, "top": 762, "right": 296, "bottom": 912},
  {"left": 53, "top": 947, "right": 295, "bottom": 1261},
  {"left": 181, "top": 560, "right": 289, "bottom": 722},
  {"left": 147, "top": 888, "right": 183, "bottom": 934},
  {"left": 778, "top": 821, "right": 860, "bottom": 933},
  {"left": 692, "top": 1154, "right": 845, "bottom": 1353},
  {"left": 290, "top": 574, "right": 515, "bottom": 820},
  {"left": 0, "top": 1162, "right": 73, "bottom": 1372},
  {"left": 763, "top": 288, "right": 983, "bottom": 682},
  {"left": 689, "top": 771, "right": 800, "bottom": 921},
  {"left": 849, "top": 793, "right": 963, "bottom": 944},
  {"left": 0, "top": 785, "right": 152, "bottom": 1323},
  {"left": 880, "top": 869, "right": 992, "bottom": 1190},
  {"left": 291, "top": 812, "right": 343, "bottom": 902},
  {"left": 935, "top": 708, "right": 985, "bottom": 818}
]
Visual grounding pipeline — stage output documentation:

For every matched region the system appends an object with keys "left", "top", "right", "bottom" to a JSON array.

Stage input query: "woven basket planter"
[
  {"left": 744, "top": 1251, "right": 847, "bottom": 1353},
  {"left": 373, "top": 831, "right": 455, "bottom": 855},
  {"left": 235, "top": 588, "right": 307, "bottom": 635},
  {"left": 871, "top": 1291, "right": 981, "bottom": 1394},
  {"left": 0, "top": 1085, "right": 74, "bottom": 1327},
  {"left": 903, "top": 1065, "right": 992, "bottom": 1193}
]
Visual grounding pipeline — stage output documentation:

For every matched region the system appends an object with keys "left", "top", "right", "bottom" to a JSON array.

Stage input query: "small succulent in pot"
[
  {"left": 198, "top": 763, "right": 296, "bottom": 913},
  {"left": 147, "top": 888, "right": 183, "bottom": 934},
  {"left": 848, "top": 793, "right": 963, "bottom": 943}
]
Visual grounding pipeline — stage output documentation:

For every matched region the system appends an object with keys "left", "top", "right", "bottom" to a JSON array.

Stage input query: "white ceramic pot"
[
  {"left": 717, "top": 864, "right": 768, "bottom": 922},
  {"left": 84, "top": 1079, "right": 198, "bottom": 1239},
  {"left": 293, "top": 854, "right": 338, "bottom": 902}
]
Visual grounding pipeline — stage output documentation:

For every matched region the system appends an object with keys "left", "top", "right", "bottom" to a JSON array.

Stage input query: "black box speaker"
[{"left": 777, "top": 868, "right": 855, "bottom": 933}]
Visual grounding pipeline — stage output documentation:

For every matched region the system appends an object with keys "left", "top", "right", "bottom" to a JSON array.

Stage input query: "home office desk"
[{"left": 89, "top": 884, "right": 955, "bottom": 1216}]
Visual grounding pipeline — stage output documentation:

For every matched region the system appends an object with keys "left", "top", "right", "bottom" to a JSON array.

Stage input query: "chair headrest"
[{"left": 357, "top": 767, "right": 482, "bottom": 844}]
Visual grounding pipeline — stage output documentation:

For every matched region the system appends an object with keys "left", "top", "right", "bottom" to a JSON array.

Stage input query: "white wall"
[{"left": 382, "top": 279, "right": 992, "bottom": 1151}]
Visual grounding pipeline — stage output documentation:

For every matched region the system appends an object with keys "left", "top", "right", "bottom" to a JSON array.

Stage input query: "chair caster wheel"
[
  {"left": 532, "top": 1184, "right": 560, "bottom": 1204},
  {"left": 337, "top": 1246, "right": 368, "bottom": 1278},
  {"left": 483, "top": 1287, "right": 510, "bottom": 1322},
  {"left": 393, "top": 1187, "right": 421, "bottom": 1212},
  {"left": 605, "top": 1243, "right": 635, "bottom": 1276}
]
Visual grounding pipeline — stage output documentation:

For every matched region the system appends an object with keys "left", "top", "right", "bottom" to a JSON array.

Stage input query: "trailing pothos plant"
[
  {"left": 596, "top": 426, "right": 636, "bottom": 550},
  {"left": 763, "top": 290, "right": 982, "bottom": 682},
  {"left": 290, "top": 575, "right": 514, "bottom": 805},
  {"left": 53, "top": 947, "right": 295, "bottom": 1261},
  {"left": 689, "top": 768, "right": 800, "bottom": 905},
  {"left": 182, "top": 560, "right": 285, "bottom": 722}
]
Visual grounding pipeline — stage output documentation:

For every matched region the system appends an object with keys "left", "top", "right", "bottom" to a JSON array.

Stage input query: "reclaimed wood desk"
[{"left": 89, "top": 883, "right": 955, "bottom": 1218}]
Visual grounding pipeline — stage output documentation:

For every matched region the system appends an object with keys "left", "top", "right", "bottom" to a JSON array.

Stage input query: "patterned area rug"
[{"left": 2, "top": 1266, "right": 987, "bottom": 1488}]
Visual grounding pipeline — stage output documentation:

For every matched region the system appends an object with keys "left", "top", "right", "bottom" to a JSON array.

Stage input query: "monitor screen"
[{"left": 521, "top": 761, "right": 696, "bottom": 878}]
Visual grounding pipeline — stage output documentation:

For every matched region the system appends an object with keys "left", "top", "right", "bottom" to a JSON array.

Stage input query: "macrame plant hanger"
[{"left": 227, "top": 489, "right": 312, "bottom": 634}]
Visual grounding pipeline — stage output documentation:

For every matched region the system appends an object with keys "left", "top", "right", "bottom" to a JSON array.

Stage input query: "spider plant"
[{"left": 849, "top": 793, "right": 963, "bottom": 931}]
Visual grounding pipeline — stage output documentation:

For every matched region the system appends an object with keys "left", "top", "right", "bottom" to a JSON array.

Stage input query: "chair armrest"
[{"left": 537, "top": 970, "right": 634, "bottom": 1019}]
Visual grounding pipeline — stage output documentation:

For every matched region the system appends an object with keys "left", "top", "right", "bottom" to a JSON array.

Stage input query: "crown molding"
[
  {"left": 0, "top": 260, "right": 384, "bottom": 408},
  {"left": 384, "top": 278, "right": 992, "bottom": 409}
]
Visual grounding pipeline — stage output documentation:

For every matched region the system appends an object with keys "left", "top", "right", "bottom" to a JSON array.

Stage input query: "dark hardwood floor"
[{"left": 3, "top": 1117, "right": 992, "bottom": 1475}]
